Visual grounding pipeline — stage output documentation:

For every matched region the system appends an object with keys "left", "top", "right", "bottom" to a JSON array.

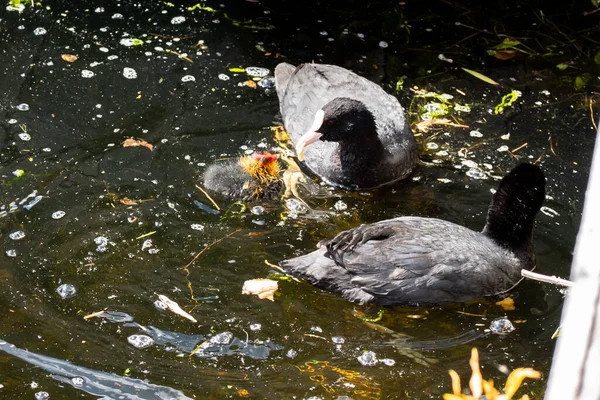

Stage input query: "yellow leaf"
[
  {"left": 461, "top": 67, "right": 500, "bottom": 86},
  {"left": 496, "top": 297, "right": 516, "bottom": 311},
  {"left": 469, "top": 348, "right": 483, "bottom": 398},
  {"left": 449, "top": 369, "right": 462, "bottom": 395},
  {"left": 504, "top": 368, "right": 541, "bottom": 399},
  {"left": 242, "top": 278, "right": 278, "bottom": 301}
]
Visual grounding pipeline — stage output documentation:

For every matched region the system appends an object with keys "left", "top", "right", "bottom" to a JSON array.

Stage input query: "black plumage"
[
  {"left": 275, "top": 62, "right": 417, "bottom": 190},
  {"left": 280, "top": 163, "right": 546, "bottom": 306}
]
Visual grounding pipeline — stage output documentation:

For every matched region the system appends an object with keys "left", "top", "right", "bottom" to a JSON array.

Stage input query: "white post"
[{"left": 545, "top": 128, "right": 600, "bottom": 400}]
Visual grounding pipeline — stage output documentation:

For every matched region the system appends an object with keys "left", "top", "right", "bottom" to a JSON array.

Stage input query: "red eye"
[{"left": 327, "top": 120, "right": 334, "bottom": 126}]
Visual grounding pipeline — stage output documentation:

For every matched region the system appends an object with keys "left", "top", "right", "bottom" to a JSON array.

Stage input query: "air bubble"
[{"left": 56, "top": 283, "right": 77, "bottom": 299}]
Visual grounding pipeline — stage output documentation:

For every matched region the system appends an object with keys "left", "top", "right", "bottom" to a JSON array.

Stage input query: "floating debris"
[
  {"left": 379, "top": 40, "right": 389, "bottom": 48},
  {"left": 155, "top": 294, "right": 197, "bottom": 323},
  {"left": 18, "top": 132, "right": 31, "bottom": 141},
  {"left": 250, "top": 323, "right": 262, "bottom": 331},
  {"left": 16, "top": 103, "right": 30, "bottom": 111},
  {"left": 242, "top": 278, "right": 278, "bottom": 301},
  {"left": 56, "top": 283, "right": 77, "bottom": 299},
  {"left": 81, "top": 70, "right": 95, "bottom": 78},
  {"left": 470, "top": 130, "right": 483, "bottom": 138},
  {"left": 5, "top": 249, "right": 17, "bottom": 257},
  {"left": 218, "top": 73, "right": 230, "bottom": 81},
  {"left": 171, "top": 16, "right": 186, "bottom": 24},
  {"left": 127, "top": 334, "right": 154, "bottom": 349},
  {"left": 190, "top": 224, "right": 204, "bottom": 231}
]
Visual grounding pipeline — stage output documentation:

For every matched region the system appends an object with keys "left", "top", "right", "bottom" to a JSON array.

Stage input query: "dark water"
[{"left": 0, "top": 0, "right": 598, "bottom": 398}]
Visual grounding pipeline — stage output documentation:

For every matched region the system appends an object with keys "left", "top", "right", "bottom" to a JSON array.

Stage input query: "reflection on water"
[{"left": 0, "top": 0, "right": 596, "bottom": 398}]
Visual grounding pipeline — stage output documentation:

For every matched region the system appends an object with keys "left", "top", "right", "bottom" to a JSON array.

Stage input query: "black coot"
[
  {"left": 203, "top": 152, "right": 283, "bottom": 200},
  {"left": 275, "top": 62, "right": 417, "bottom": 190},
  {"left": 280, "top": 163, "right": 546, "bottom": 306}
]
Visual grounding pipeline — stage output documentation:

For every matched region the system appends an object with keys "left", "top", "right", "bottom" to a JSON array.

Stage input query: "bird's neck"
[
  {"left": 338, "top": 132, "right": 385, "bottom": 170},
  {"left": 482, "top": 210, "right": 536, "bottom": 266}
]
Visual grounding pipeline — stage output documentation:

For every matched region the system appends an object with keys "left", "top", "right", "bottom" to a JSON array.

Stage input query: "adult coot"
[
  {"left": 203, "top": 152, "right": 283, "bottom": 200},
  {"left": 274, "top": 62, "right": 417, "bottom": 190},
  {"left": 280, "top": 163, "right": 546, "bottom": 306}
]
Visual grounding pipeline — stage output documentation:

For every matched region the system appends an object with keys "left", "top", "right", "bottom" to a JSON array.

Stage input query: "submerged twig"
[{"left": 182, "top": 228, "right": 241, "bottom": 270}]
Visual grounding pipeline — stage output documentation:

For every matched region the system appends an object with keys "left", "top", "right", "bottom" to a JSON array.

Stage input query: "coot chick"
[
  {"left": 280, "top": 163, "right": 545, "bottom": 306},
  {"left": 274, "top": 62, "right": 417, "bottom": 190},
  {"left": 203, "top": 152, "right": 283, "bottom": 200}
]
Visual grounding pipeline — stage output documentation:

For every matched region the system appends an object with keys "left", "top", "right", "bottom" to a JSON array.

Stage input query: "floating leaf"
[
  {"left": 61, "top": 54, "right": 78, "bottom": 62},
  {"left": 122, "top": 138, "right": 154, "bottom": 151},
  {"left": 556, "top": 63, "right": 569, "bottom": 71},
  {"left": 504, "top": 368, "right": 541, "bottom": 399},
  {"left": 492, "top": 37, "right": 521, "bottom": 50},
  {"left": 595, "top": 50, "right": 600, "bottom": 65},
  {"left": 244, "top": 80, "right": 257, "bottom": 88},
  {"left": 242, "top": 278, "right": 278, "bottom": 301},
  {"left": 461, "top": 67, "right": 500, "bottom": 86},
  {"left": 496, "top": 297, "right": 516, "bottom": 311},
  {"left": 575, "top": 73, "right": 591, "bottom": 90},
  {"left": 229, "top": 67, "right": 245, "bottom": 73},
  {"left": 493, "top": 49, "right": 516, "bottom": 60}
]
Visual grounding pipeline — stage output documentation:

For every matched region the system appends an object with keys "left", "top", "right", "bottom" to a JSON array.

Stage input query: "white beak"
[{"left": 295, "top": 109, "right": 324, "bottom": 161}]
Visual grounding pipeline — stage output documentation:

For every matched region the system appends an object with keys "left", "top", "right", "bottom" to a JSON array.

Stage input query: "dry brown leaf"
[
  {"left": 494, "top": 50, "right": 517, "bottom": 60},
  {"left": 496, "top": 297, "right": 516, "bottom": 311},
  {"left": 244, "top": 80, "right": 257, "bottom": 89},
  {"left": 122, "top": 138, "right": 154, "bottom": 151},
  {"left": 242, "top": 278, "right": 278, "bottom": 301},
  {"left": 61, "top": 54, "right": 78, "bottom": 62}
]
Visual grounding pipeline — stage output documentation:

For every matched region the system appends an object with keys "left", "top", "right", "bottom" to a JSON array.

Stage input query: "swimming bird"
[
  {"left": 274, "top": 62, "right": 418, "bottom": 190},
  {"left": 203, "top": 152, "right": 283, "bottom": 200},
  {"left": 280, "top": 163, "right": 546, "bottom": 306}
]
